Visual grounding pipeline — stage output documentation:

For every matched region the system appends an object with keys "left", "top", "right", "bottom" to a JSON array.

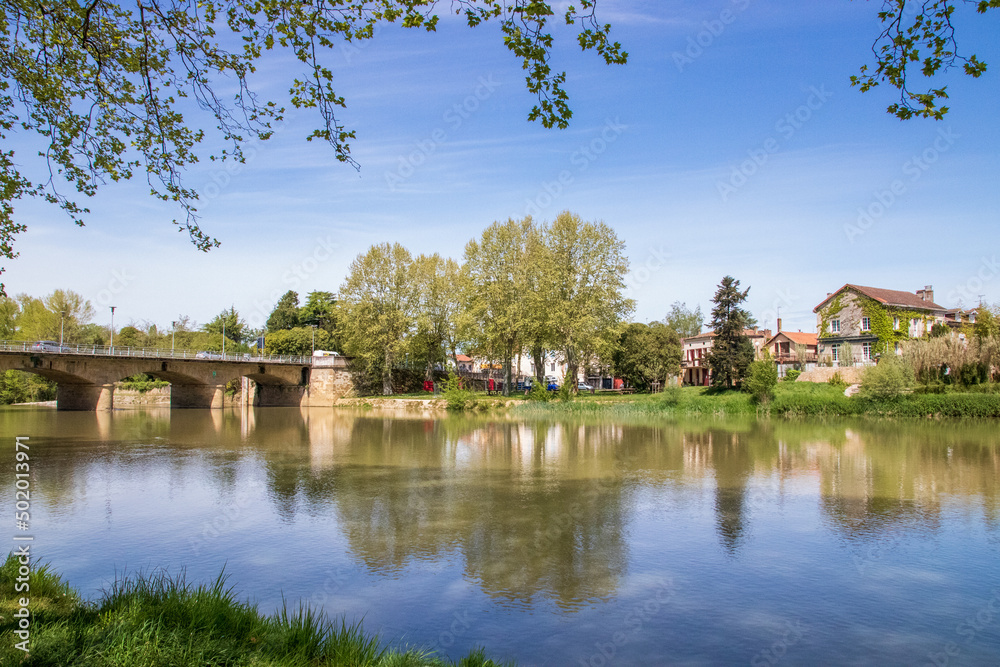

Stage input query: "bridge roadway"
[{"left": 0, "top": 341, "right": 320, "bottom": 410}]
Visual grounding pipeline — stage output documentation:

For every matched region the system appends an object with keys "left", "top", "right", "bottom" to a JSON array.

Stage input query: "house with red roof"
[
  {"left": 813, "top": 284, "right": 949, "bottom": 365},
  {"left": 764, "top": 324, "right": 819, "bottom": 377}
]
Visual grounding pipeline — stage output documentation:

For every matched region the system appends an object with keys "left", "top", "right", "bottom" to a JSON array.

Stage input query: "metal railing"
[{"left": 0, "top": 340, "right": 311, "bottom": 365}]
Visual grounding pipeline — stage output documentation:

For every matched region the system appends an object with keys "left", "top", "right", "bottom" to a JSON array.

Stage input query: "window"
[
  {"left": 970, "top": 312, "right": 976, "bottom": 323},
  {"left": 831, "top": 319, "right": 840, "bottom": 333},
  {"left": 894, "top": 342, "right": 901, "bottom": 354},
  {"left": 893, "top": 316, "right": 899, "bottom": 329},
  {"left": 861, "top": 317, "right": 871, "bottom": 332},
  {"left": 550, "top": 362, "right": 556, "bottom": 372},
  {"left": 862, "top": 342, "right": 872, "bottom": 361},
  {"left": 912, "top": 318, "right": 919, "bottom": 327},
  {"left": 831, "top": 344, "right": 840, "bottom": 363}
]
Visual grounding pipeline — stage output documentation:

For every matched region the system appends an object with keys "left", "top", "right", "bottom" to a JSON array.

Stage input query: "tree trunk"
[
  {"left": 382, "top": 349, "right": 392, "bottom": 395},
  {"left": 532, "top": 345, "right": 545, "bottom": 385},
  {"left": 565, "top": 346, "right": 578, "bottom": 394},
  {"left": 503, "top": 341, "right": 514, "bottom": 396}
]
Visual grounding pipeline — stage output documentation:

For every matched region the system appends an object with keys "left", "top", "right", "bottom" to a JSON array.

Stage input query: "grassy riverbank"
[
  {"left": 0, "top": 556, "right": 509, "bottom": 666},
  {"left": 508, "top": 383, "right": 1000, "bottom": 419}
]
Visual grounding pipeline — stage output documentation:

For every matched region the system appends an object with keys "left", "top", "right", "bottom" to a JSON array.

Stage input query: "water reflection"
[{"left": 2, "top": 406, "right": 998, "bottom": 611}]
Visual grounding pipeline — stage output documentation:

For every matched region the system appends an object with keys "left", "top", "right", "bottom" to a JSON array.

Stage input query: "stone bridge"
[{"left": 0, "top": 350, "right": 342, "bottom": 410}]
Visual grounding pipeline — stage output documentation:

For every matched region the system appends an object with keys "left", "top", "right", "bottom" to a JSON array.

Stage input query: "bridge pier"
[
  {"left": 256, "top": 384, "right": 307, "bottom": 407},
  {"left": 171, "top": 384, "right": 228, "bottom": 409},
  {"left": 57, "top": 383, "right": 115, "bottom": 411}
]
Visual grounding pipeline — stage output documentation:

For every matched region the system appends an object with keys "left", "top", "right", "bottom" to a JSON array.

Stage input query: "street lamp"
[
  {"left": 222, "top": 319, "right": 226, "bottom": 357},
  {"left": 171, "top": 321, "right": 177, "bottom": 354},
  {"left": 59, "top": 310, "right": 65, "bottom": 347},
  {"left": 109, "top": 306, "right": 116, "bottom": 352}
]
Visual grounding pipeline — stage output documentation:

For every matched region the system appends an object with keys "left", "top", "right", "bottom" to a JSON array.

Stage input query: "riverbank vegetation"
[{"left": 0, "top": 555, "right": 508, "bottom": 666}]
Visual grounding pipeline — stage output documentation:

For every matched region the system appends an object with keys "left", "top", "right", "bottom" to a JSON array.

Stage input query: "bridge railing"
[{"left": 0, "top": 340, "right": 312, "bottom": 365}]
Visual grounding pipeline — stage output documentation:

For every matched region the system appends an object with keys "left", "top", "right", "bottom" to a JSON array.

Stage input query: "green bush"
[
  {"left": 742, "top": 359, "right": 778, "bottom": 403},
  {"left": 782, "top": 369, "right": 801, "bottom": 382},
  {"left": 860, "top": 355, "right": 914, "bottom": 400},
  {"left": 659, "top": 385, "right": 683, "bottom": 406},
  {"left": 442, "top": 373, "right": 478, "bottom": 410},
  {"left": 827, "top": 371, "right": 848, "bottom": 389},
  {"left": 526, "top": 382, "right": 551, "bottom": 402}
]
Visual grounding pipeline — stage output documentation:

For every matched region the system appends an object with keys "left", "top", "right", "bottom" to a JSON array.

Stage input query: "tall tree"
[
  {"left": 545, "top": 211, "right": 633, "bottom": 392},
  {"left": 463, "top": 218, "right": 535, "bottom": 395},
  {"left": 267, "top": 291, "right": 301, "bottom": 332},
  {"left": 705, "top": 276, "right": 755, "bottom": 389},
  {"left": 339, "top": 243, "right": 416, "bottom": 395},
  {"left": 411, "top": 253, "right": 463, "bottom": 378},
  {"left": 663, "top": 301, "right": 704, "bottom": 339},
  {"left": 204, "top": 306, "right": 248, "bottom": 345},
  {"left": 612, "top": 321, "right": 681, "bottom": 391},
  {"left": 0, "top": 1, "right": 627, "bottom": 283}
]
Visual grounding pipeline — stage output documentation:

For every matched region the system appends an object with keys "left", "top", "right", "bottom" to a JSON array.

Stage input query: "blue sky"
[{"left": 6, "top": 0, "right": 999, "bottom": 335}]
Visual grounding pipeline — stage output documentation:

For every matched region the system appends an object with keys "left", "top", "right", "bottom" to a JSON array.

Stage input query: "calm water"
[{"left": 1, "top": 406, "right": 999, "bottom": 665}]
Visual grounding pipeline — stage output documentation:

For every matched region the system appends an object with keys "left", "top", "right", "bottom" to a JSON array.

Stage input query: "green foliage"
[
  {"left": 116, "top": 325, "right": 142, "bottom": 347},
  {"left": 742, "top": 357, "right": 778, "bottom": 404},
  {"left": 265, "top": 327, "right": 333, "bottom": 356},
  {"left": 612, "top": 321, "right": 682, "bottom": 391},
  {"left": 340, "top": 243, "right": 417, "bottom": 395},
  {"left": 526, "top": 381, "right": 552, "bottom": 402},
  {"left": 818, "top": 292, "right": 845, "bottom": 339},
  {"left": 706, "top": 276, "right": 755, "bottom": 389},
  {"left": 267, "top": 291, "right": 301, "bottom": 332},
  {"left": 854, "top": 0, "right": 995, "bottom": 120},
  {"left": 0, "top": 1, "right": 626, "bottom": 285},
  {"left": 443, "top": 373, "right": 478, "bottom": 411},
  {"left": 827, "top": 371, "right": 848, "bottom": 389},
  {"left": 204, "top": 306, "right": 248, "bottom": 345},
  {"left": 557, "top": 381, "right": 574, "bottom": 402},
  {"left": 860, "top": 354, "right": 915, "bottom": 400},
  {"left": 663, "top": 301, "right": 703, "bottom": 338},
  {"left": 783, "top": 369, "right": 802, "bottom": 382},
  {"left": 930, "top": 322, "right": 950, "bottom": 337},
  {"left": 973, "top": 304, "right": 1000, "bottom": 340},
  {"left": 0, "top": 370, "right": 56, "bottom": 404}
]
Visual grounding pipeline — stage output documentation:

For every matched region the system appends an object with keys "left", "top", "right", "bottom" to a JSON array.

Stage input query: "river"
[{"left": 1, "top": 406, "right": 998, "bottom": 665}]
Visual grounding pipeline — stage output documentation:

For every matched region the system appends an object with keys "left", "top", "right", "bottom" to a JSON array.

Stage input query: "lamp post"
[
  {"left": 59, "top": 310, "right": 65, "bottom": 348},
  {"left": 171, "top": 321, "right": 177, "bottom": 354},
  {"left": 109, "top": 306, "right": 116, "bottom": 353},
  {"left": 222, "top": 320, "right": 226, "bottom": 358}
]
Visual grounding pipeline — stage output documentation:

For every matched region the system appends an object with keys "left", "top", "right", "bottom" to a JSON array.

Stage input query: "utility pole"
[
  {"left": 60, "top": 310, "right": 65, "bottom": 347},
  {"left": 109, "top": 306, "right": 116, "bottom": 352},
  {"left": 171, "top": 321, "right": 177, "bottom": 354},
  {"left": 222, "top": 319, "right": 226, "bottom": 358}
]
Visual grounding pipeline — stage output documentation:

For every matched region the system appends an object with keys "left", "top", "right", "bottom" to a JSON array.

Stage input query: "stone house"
[{"left": 813, "top": 284, "right": 948, "bottom": 366}]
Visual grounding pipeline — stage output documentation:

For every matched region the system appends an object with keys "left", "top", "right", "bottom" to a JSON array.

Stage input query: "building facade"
[{"left": 813, "top": 284, "right": 949, "bottom": 365}]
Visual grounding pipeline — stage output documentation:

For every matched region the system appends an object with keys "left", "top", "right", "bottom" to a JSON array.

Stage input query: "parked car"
[
  {"left": 32, "top": 340, "right": 71, "bottom": 353},
  {"left": 578, "top": 381, "right": 594, "bottom": 391},
  {"left": 195, "top": 351, "right": 224, "bottom": 360}
]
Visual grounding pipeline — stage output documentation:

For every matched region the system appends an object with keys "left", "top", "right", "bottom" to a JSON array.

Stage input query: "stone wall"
[
  {"left": 302, "top": 367, "right": 355, "bottom": 406},
  {"left": 113, "top": 387, "right": 172, "bottom": 406},
  {"left": 796, "top": 366, "right": 865, "bottom": 384}
]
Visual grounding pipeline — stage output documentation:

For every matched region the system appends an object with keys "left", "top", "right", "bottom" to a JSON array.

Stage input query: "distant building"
[
  {"left": 764, "top": 321, "right": 818, "bottom": 378},
  {"left": 680, "top": 329, "right": 772, "bottom": 386},
  {"left": 813, "top": 283, "right": 948, "bottom": 365}
]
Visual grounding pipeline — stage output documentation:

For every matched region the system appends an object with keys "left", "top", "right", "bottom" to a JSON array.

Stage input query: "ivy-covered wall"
[{"left": 816, "top": 287, "right": 936, "bottom": 355}]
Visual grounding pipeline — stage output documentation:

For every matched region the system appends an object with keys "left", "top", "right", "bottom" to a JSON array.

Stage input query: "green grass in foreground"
[{"left": 0, "top": 555, "right": 510, "bottom": 666}]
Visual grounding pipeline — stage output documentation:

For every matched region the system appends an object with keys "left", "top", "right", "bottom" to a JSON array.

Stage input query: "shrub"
[
  {"left": 660, "top": 385, "right": 683, "bottom": 406},
  {"left": 742, "top": 359, "right": 778, "bottom": 404},
  {"left": 859, "top": 354, "right": 914, "bottom": 400},
  {"left": 783, "top": 369, "right": 801, "bottom": 383},
  {"left": 443, "top": 373, "right": 478, "bottom": 410},
  {"left": 827, "top": 371, "right": 848, "bottom": 389},
  {"left": 526, "top": 382, "right": 551, "bottom": 402}
]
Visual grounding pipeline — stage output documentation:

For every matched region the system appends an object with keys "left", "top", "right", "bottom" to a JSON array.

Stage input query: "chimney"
[
  {"left": 777, "top": 317, "right": 782, "bottom": 333},
  {"left": 916, "top": 285, "right": 934, "bottom": 303}
]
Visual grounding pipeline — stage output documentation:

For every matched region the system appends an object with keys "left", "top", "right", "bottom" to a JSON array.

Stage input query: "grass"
[
  {"left": 0, "top": 555, "right": 511, "bottom": 666},
  {"left": 509, "top": 382, "right": 1000, "bottom": 419}
]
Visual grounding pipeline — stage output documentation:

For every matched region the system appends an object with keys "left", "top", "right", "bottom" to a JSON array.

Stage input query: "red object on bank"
[
  {"left": 488, "top": 378, "right": 495, "bottom": 392},
  {"left": 423, "top": 381, "right": 434, "bottom": 393}
]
